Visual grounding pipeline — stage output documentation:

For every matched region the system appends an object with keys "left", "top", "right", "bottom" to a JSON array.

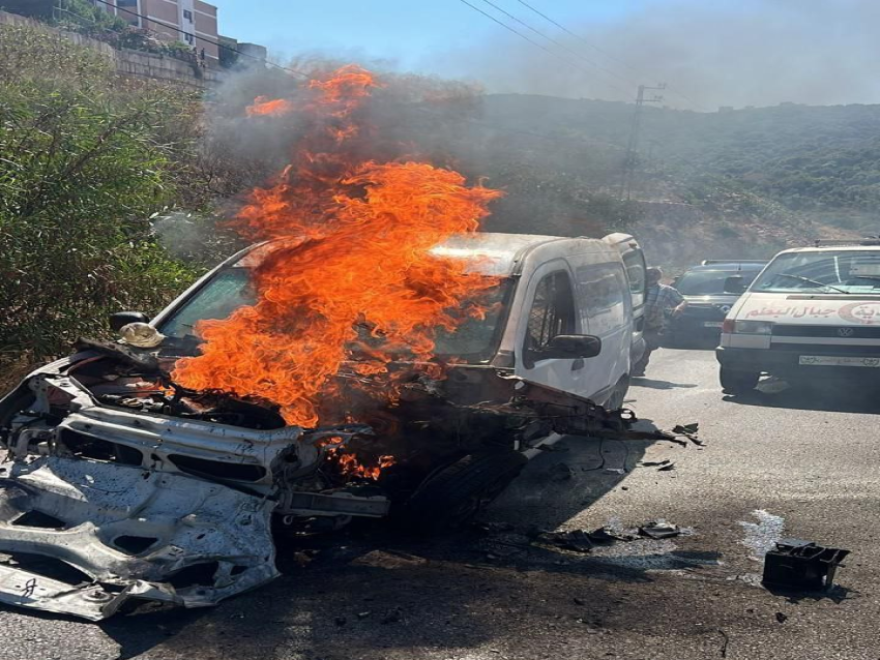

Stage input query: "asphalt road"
[{"left": 3, "top": 347, "right": 879, "bottom": 660}]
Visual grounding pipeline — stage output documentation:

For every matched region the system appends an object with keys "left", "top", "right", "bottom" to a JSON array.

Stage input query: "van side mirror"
[
  {"left": 724, "top": 276, "right": 745, "bottom": 294},
  {"left": 109, "top": 311, "right": 149, "bottom": 332},
  {"left": 540, "top": 334, "right": 602, "bottom": 360}
]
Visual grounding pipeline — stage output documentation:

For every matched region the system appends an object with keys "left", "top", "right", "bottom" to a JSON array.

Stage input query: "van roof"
[
  {"left": 235, "top": 233, "right": 578, "bottom": 276},
  {"left": 430, "top": 232, "right": 566, "bottom": 276}
]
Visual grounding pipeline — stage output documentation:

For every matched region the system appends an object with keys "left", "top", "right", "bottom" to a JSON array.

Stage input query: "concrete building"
[
  {"left": 237, "top": 42, "right": 267, "bottom": 66},
  {"left": 98, "top": 0, "right": 220, "bottom": 63}
]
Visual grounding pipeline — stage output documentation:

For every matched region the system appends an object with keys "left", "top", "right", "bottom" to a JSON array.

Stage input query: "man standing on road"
[{"left": 633, "top": 267, "right": 686, "bottom": 377}]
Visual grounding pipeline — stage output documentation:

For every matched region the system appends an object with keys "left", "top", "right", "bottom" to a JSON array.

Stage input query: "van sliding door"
[{"left": 575, "top": 263, "right": 631, "bottom": 399}]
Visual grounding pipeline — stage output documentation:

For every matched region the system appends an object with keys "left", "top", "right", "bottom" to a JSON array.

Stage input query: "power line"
[
  {"left": 456, "top": 0, "right": 569, "bottom": 62},
  {"left": 477, "top": 0, "right": 635, "bottom": 94},
  {"left": 515, "top": 0, "right": 636, "bottom": 73},
  {"left": 456, "top": 0, "right": 628, "bottom": 97},
  {"left": 513, "top": 0, "right": 708, "bottom": 111}
]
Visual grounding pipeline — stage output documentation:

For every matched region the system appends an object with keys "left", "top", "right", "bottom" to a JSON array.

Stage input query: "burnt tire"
[
  {"left": 720, "top": 366, "right": 760, "bottom": 395},
  {"left": 401, "top": 451, "right": 527, "bottom": 535}
]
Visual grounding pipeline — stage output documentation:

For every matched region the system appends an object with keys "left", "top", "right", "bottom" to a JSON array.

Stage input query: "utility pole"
[{"left": 620, "top": 83, "right": 665, "bottom": 201}]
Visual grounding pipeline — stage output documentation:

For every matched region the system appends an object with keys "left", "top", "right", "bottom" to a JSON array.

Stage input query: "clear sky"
[{"left": 217, "top": 0, "right": 646, "bottom": 75}]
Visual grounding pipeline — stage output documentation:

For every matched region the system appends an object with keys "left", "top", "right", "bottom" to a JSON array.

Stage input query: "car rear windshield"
[{"left": 675, "top": 270, "right": 758, "bottom": 295}]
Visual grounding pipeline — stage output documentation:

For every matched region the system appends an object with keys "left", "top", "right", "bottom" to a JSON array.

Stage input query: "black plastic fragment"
[{"left": 762, "top": 538, "right": 850, "bottom": 591}]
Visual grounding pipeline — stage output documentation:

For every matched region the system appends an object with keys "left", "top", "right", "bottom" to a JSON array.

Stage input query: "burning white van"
[
  {"left": 0, "top": 232, "right": 661, "bottom": 620},
  {"left": 717, "top": 239, "right": 880, "bottom": 393}
]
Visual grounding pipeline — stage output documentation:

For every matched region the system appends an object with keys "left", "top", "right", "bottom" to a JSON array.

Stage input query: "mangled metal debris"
[
  {"left": 535, "top": 529, "right": 598, "bottom": 553},
  {"left": 0, "top": 337, "right": 700, "bottom": 620},
  {"left": 0, "top": 453, "right": 277, "bottom": 621},
  {"left": 533, "top": 519, "right": 682, "bottom": 553},
  {"left": 638, "top": 519, "right": 681, "bottom": 540}
]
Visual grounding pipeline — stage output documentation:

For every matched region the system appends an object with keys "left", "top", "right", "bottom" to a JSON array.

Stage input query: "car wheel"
[
  {"left": 719, "top": 366, "right": 760, "bottom": 394},
  {"left": 401, "top": 451, "right": 527, "bottom": 535}
]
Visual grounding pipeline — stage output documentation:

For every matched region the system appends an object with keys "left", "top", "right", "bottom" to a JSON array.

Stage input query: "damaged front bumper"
[
  {"left": 0, "top": 453, "right": 278, "bottom": 621},
  {"left": 0, "top": 360, "right": 391, "bottom": 620}
]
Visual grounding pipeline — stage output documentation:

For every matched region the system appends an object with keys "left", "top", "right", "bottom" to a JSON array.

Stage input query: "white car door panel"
[
  {"left": 515, "top": 262, "right": 584, "bottom": 395},
  {"left": 574, "top": 263, "right": 632, "bottom": 396}
]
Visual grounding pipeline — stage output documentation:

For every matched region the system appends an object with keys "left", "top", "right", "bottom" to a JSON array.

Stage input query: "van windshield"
[
  {"left": 159, "top": 268, "right": 255, "bottom": 340},
  {"left": 676, "top": 270, "right": 759, "bottom": 296},
  {"left": 752, "top": 251, "right": 880, "bottom": 294},
  {"left": 351, "top": 279, "right": 512, "bottom": 363},
  {"left": 158, "top": 268, "right": 510, "bottom": 364}
]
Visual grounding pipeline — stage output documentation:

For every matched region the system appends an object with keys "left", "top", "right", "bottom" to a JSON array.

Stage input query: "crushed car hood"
[{"left": 0, "top": 452, "right": 278, "bottom": 621}]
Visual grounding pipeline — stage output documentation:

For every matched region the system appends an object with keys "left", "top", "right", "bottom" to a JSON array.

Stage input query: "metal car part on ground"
[{"left": 0, "top": 454, "right": 277, "bottom": 621}]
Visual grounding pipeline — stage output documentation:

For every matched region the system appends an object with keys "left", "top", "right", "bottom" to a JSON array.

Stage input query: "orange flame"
[
  {"left": 331, "top": 449, "right": 396, "bottom": 481},
  {"left": 173, "top": 65, "right": 502, "bottom": 429},
  {"left": 246, "top": 95, "right": 294, "bottom": 117}
]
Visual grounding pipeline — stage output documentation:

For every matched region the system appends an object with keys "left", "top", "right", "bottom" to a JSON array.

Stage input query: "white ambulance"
[{"left": 717, "top": 239, "right": 880, "bottom": 393}]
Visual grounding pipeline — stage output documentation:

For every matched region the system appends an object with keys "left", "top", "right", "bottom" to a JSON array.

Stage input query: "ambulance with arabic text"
[{"left": 716, "top": 240, "right": 880, "bottom": 394}]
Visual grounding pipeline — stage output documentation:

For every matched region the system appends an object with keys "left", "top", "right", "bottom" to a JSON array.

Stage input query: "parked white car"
[{"left": 717, "top": 239, "right": 880, "bottom": 394}]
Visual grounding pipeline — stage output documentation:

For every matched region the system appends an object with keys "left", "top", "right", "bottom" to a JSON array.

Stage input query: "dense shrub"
[{"left": 0, "top": 24, "right": 203, "bottom": 361}]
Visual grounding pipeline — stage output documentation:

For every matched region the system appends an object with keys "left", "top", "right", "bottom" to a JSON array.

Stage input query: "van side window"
[
  {"left": 524, "top": 271, "right": 575, "bottom": 367},
  {"left": 622, "top": 250, "right": 647, "bottom": 309},
  {"left": 577, "top": 264, "right": 627, "bottom": 321}
]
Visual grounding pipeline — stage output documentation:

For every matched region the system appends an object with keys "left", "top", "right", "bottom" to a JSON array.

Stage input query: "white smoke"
[{"left": 436, "top": 0, "right": 880, "bottom": 109}]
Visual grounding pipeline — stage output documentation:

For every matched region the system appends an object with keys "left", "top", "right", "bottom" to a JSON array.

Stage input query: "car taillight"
[{"left": 722, "top": 319, "right": 735, "bottom": 333}]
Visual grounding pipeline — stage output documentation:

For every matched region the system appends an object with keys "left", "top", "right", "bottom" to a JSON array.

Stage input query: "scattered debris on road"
[
  {"left": 533, "top": 519, "right": 683, "bottom": 552},
  {"left": 589, "top": 526, "right": 640, "bottom": 543},
  {"left": 381, "top": 607, "right": 403, "bottom": 624},
  {"left": 762, "top": 539, "right": 850, "bottom": 591},
  {"left": 638, "top": 519, "right": 682, "bottom": 540},
  {"left": 536, "top": 529, "right": 597, "bottom": 553},
  {"left": 672, "top": 424, "right": 704, "bottom": 446},
  {"left": 639, "top": 459, "right": 676, "bottom": 471}
]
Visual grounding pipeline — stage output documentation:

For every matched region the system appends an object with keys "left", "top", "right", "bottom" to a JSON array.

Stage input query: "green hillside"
[
  {"left": 431, "top": 94, "right": 877, "bottom": 266},
  {"left": 480, "top": 94, "right": 880, "bottom": 228}
]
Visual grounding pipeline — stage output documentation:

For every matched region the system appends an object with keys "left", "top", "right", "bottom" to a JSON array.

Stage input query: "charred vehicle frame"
[{"left": 0, "top": 233, "right": 686, "bottom": 620}]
